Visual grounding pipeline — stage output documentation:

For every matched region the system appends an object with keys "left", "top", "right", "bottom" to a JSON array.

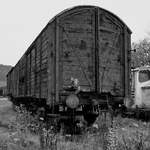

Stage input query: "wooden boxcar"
[{"left": 7, "top": 5, "right": 131, "bottom": 124}]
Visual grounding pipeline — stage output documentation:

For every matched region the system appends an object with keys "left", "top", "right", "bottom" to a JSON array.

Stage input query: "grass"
[{"left": 0, "top": 98, "right": 150, "bottom": 150}]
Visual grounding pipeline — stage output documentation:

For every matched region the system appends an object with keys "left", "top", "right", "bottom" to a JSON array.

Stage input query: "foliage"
[
  {"left": 1, "top": 105, "right": 150, "bottom": 150},
  {"left": 131, "top": 38, "right": 150, "bottom": 68}
]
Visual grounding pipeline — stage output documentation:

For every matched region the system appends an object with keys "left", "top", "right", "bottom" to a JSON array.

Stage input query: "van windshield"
[{"left": 139, "top": 70, "right": 150, "bottom": 83}]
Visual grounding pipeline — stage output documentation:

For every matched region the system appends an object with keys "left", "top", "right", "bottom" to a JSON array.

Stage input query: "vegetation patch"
[{"left": 0, "top": 98, "right": 150, "bottom": 150}]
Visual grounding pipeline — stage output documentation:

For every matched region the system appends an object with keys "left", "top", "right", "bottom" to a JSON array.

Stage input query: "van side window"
[{"left": 139, "top": 70, "right": 150, "bottom": 82}]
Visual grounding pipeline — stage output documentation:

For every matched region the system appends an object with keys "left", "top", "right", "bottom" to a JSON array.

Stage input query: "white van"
[{"left": 131, "top": 66, "right": 150, "bottom": 108}]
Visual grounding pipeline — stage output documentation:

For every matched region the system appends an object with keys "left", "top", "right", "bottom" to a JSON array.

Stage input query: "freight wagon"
[{"left": 7, "top": 5, "right": 131, "bottom": 126}]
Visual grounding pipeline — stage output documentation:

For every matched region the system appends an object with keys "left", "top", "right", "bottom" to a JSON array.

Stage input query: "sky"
[{"left": 0, "top": 0, "right": 150, "bottom": 66}]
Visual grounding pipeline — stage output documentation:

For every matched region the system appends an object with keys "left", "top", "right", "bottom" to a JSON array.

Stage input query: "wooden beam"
[
  {"left": 95, "top": 8, "right": 100, "bottom": 93},
  {"left": 55, "top": 18, "right": 60, "bottom": 103},
  {"left": 34, "top": 47, "right": 37, "bottom": 96},
  {"left": 39, "top": 36, "right": 42, "bottom": 99},
  {"left": 25, "top": 55, "right": 27, "bottom": 96},
  {"left": 30, "top": 51, "right": 32, "bottom": 95},
  {"left": 124, "top": 26, "right": 129, "bottom": 97}
]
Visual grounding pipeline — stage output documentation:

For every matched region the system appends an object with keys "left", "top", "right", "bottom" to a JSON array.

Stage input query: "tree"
[{"left": 131, "top": 38, "right": 150, "bottom": 68}]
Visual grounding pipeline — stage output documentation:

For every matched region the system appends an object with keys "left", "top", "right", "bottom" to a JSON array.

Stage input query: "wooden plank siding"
[
  {"left": 18, "top": 56, "right": 26, "bottom": 96},
  {"left": 59, "top": 8, "right": 96, "bottom": 91},
  {"left": 98, "top": 10, "right": 125, "bottom": 96}
]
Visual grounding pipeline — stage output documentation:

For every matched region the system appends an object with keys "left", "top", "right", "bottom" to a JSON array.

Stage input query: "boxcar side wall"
[
  {"left": 24, "top": 26, "right": 51, "bottom": 99},
  {"left": 7, "top": 21, "right": 57, "bottom": 106},
  {"left": 7, "top": 26, "right": 51, "bottom": 99}
]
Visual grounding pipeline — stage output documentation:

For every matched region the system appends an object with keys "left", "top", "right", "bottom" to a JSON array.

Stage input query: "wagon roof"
[{"left": 49, "top": 5, "right": 132, "bottom": 33}]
